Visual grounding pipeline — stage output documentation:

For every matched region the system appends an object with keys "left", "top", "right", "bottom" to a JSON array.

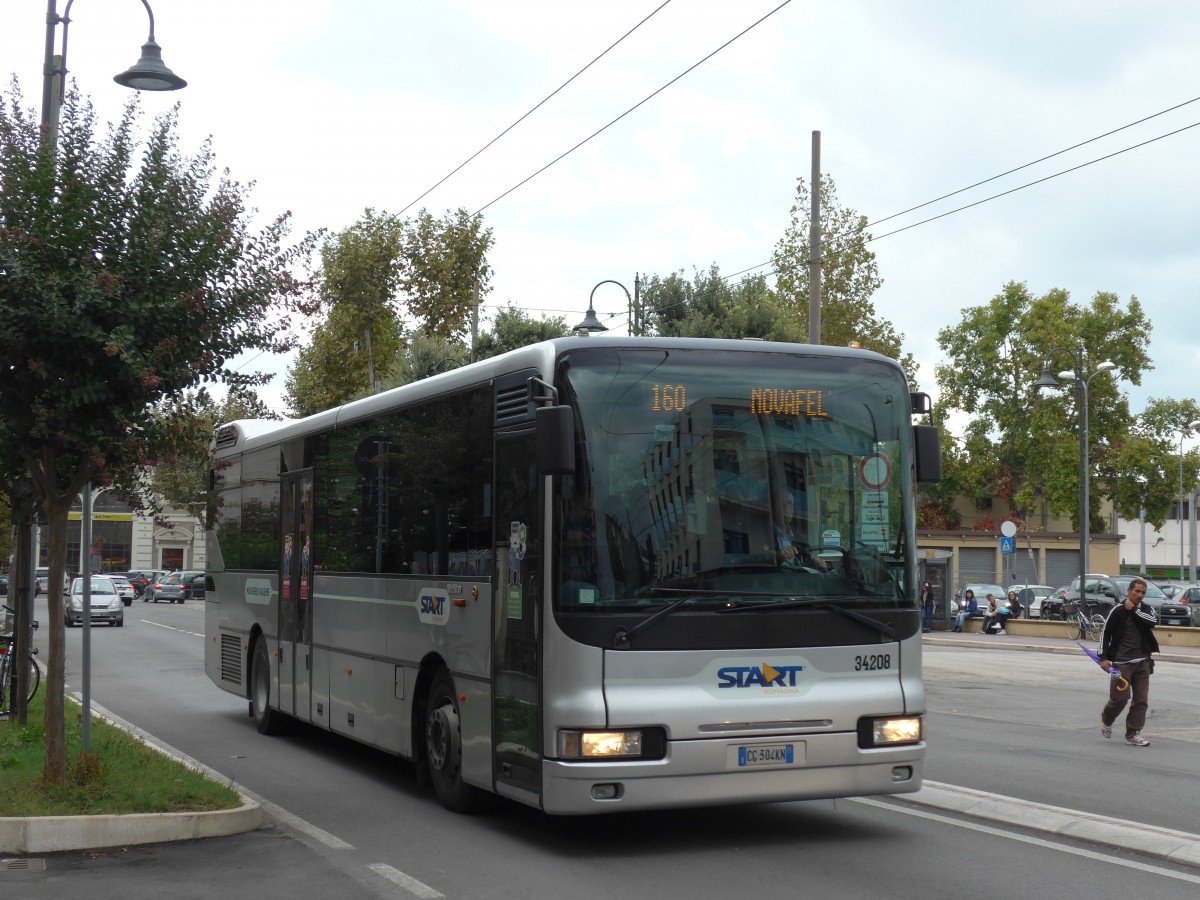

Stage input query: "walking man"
[{"left": 1098, "top": 577, "right": 1159, "bottom": 747}]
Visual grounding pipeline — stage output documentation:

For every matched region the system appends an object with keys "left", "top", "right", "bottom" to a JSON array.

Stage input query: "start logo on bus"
[{"left": 418, "top": 587, "right": 450, "bottom": 626}]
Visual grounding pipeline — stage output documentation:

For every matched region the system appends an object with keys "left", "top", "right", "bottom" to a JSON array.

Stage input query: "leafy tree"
[
  {"left": 934, "top": 281, "right": 1153, "bottom": 533},
  {"left": 284, "top": 208, "right": 493, "bottom": 415},
  {"left": 640, "top": 266, "right": 802, "bottom": 341},
  {"left": 399, "top": 208, "right": 494, "bottom": 340},
  {"left": 473, "top": 304, "right": 571, "bottom": 360},
  {"left": 0, "top": 82, "right": 314, "bottom": 782},
  {"left": 379, "top": 330, "right": 469, "bottom": 389},
  {"left": 1107, "top": 397, "right": 1200, "bottom": 528},
  {"left": 772, "top": 174, "right": 917, "bottom": 384}
]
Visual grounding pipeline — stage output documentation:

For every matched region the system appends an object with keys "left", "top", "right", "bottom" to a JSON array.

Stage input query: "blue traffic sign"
[{"left": 999, "top": 536, "right": 1015, "bottom": 554}]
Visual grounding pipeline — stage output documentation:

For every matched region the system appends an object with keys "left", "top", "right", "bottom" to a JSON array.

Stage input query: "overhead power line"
[
  {"left": 470, "top": 0, "right": 795, "bottom": 218},
  {"left": 398, "top": 0, "right": 675, "bottom": 217}
]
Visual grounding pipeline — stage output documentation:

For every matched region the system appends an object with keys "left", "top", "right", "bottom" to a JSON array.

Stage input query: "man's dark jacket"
[{"left": 1099, "top": 600, "right": 1159, "bottom": 663}]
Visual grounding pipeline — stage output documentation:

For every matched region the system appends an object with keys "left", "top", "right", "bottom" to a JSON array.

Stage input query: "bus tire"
[
  {"left": 250, "top": 639, "right": 289, "bottom": 736},
  {"left": 425, "top": 669, "right": 484, "bottom": 813}
]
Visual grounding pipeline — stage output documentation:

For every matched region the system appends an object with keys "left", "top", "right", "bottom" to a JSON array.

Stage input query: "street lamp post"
[
  {"left": 33, "top": 0, "right": 186, "bottom": 749},
  {"left": 1035, "top": 343, "right": 1118, "bottom": 602},
  {"left": 41, "top": 0, "right": 187, "bottom": 144},
  {"left": 576, "top": 280, "right": 632, "bottom": 335},
  {"left": 1179, "top": 420, "right": 1200, "bottom": 581}
]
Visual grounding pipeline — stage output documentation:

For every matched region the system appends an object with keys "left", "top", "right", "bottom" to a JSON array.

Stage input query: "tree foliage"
[
  {"left": 473, "top": 304, "right": 570, "bottom": 360},
  {"left": 284, "top": 208, "right": 494, "bottom": 416},
  {"left": 640, "top": 266, "right": 801, "bottom": 341},
  {"left": 772, "top": 174, "right": 917, "bottom": 384},
  {"left": 0, "top": 82, "right": 314, "bottom": 781},
  {"left": 934, "top": 281, "right": 1154, "bottom": 532}
]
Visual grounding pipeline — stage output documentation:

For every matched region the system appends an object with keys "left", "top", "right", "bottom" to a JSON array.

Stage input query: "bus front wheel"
[
  {"left": 250, "top": 639, "right": 289, "bottom": 736},
  {"left": 425, "top": 669, "right": 484, "bottom": 813}
]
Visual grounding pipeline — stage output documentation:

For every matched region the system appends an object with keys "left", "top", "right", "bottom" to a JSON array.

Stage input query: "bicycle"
[
  {"left": 0, "top": 603, "right": 41, "bottom": 717},
  {"left": 1063, "top": 599, "right": 1106, "bottom": 642}
]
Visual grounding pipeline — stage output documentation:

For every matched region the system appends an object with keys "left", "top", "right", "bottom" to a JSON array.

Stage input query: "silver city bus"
[{"left": 204, "top": 336, "right": 941, "bottom": 814}]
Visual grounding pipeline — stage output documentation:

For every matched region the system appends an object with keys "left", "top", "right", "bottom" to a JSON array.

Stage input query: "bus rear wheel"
[
  {"left": 425, "top": 669, "right": 484, "bottom": 813},
  {"left": 250, "top": 639, "right": 289, "bottom": 736}
]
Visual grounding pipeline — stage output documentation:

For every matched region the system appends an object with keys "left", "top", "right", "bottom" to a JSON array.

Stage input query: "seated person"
[
  {"left": 1005, "top": 589, "right": 1023, "bottom": 619},
  {"left": 952, "top": 589, "right": 981, "bottom": 632},
  {"left": 772, "top": 487, "right": 828, "bottom": 572},
  {"left": 983, "top": 593, "right": 1013, "bottom": 634}
]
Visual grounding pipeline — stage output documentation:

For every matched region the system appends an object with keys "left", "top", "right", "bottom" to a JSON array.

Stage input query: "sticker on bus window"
[{"left": 507, "top": 584, "right": 522, "bottom": 619}]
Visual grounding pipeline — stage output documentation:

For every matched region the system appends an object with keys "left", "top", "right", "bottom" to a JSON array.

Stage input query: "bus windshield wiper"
[
  {"left": 718, "top": 596, "right": 896, "bottom": 639},
  {"left": 613, "top": 596, "right": 697, "bottom": 647}
]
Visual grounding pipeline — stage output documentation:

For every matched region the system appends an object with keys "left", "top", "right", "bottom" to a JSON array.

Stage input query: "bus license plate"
[{"left": 737, "top": 744, "right": 795, "bottom": 767}]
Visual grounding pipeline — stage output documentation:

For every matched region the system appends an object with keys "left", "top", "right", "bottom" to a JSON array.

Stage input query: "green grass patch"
[{"left": 0, "top": 689, "right": 243, "bottom": 817}]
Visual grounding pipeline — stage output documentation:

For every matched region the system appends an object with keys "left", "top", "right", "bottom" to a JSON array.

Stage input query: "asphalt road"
[{"left": 5, "top": 596, "right": 1199, "bottom": 900}]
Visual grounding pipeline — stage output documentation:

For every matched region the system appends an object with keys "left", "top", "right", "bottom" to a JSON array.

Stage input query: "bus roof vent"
[
  {"left": 494, "top": 369, "right": 539, "bottom": 426},
  {"left": 214, "top": 424, "right": 241, "bottom": 449}
]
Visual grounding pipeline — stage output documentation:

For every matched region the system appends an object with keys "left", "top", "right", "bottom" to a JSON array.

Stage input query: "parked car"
[
  {"left": 65, "top": 576, "right": 125, "bottom": 627},
  {"left": 34, "top": 566, "right": 70, "bottom": 595},
  {"left": 179, "top": 570, "right": 206, "bottom": 602},
  {"left": 124, "top": 571, "right": 153, "bottom": 597},
  {"left": 1039, "top": 585, "right": 1072, "bottom": 620},
  {"left": 140, "top": 570, "right": 174, "bottom": 603},
  {"left": 1060, "top": 574, "right": 1170, "bottom": 621},
  {"left": 1007, "top": 584, "right": 1055, "bottom": 619},
  {"left": 108, "top": 574, "right": 137, "bottom": 607},
  {"left": 150, "top": 571, "right": 202, "bottom": 604},
  {"left": 1159, "top": 583, "right": 1200, "bottom": 627},
  {"left": 0, "top": 573, "right": 7, "bottom": 596}
]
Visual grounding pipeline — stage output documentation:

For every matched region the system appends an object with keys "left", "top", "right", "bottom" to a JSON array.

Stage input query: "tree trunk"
[{"left": 40, "top": 489, "right": 71, "bottom": 784}]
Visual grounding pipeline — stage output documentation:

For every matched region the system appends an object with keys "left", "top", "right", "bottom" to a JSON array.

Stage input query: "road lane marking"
[
  {"left": 368, "top": 864, "right": 445, "bottom": 899},
  {"left": 853, "top": 797, "right": 1200, "bottom": 884},
  {"left": 141, "top": 620, "right": 205, "bottom": 638}
]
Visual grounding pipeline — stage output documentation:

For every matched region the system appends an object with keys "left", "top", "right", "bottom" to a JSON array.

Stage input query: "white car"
[
  {"left": 109, "top": 575, "right": 137, "bottom": 607},
  {"left": 1007, "top": 584, "right": 1055, "bottom": 619}
]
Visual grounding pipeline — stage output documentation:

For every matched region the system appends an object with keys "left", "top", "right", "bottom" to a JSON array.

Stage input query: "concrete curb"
[
  {"left": 910, "top": 781, "right": 1200, "bottom": 869},
  {"left": 0, "top": 798, "right": 262, "bottom": 854},
  {"left": 0, "top": 696, "right": 261, "bottom": 855}
]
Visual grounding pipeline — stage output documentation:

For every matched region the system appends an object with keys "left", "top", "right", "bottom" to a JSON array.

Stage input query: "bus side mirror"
[
  {"left": 913, "top": 425, "right": 942, "bottom": 484},
  {"left": 536, "top": 405, "right": 575, "bottom": 475}
]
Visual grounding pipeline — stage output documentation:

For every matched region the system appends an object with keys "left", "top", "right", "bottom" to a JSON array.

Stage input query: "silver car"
[{"left": 65, "top": 576, "right": 125, "bottom": 627}]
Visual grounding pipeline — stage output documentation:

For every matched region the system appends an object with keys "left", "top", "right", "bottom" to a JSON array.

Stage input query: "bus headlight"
[
  {"left": 858, "top": 716, "right": 922, "bottom": 748},
  {"left": 559, "top": 729, "right": 643, "bottom": 759}
]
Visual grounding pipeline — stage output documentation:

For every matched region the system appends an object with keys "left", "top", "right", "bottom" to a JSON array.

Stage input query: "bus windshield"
[{"left": 554, "top": 346, "right": 914, "bottom": 614}]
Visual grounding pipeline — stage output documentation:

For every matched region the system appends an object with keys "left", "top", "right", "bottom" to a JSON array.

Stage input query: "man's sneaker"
[
  {"left": 1100, "top": 720, "right": 1112, "bottom": 739},
  {"left": 1126, "top": 732, "right": 1150, "bottom": 747}
]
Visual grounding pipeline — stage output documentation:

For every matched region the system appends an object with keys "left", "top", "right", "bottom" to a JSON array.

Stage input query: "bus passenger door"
[
  {"left": 280, "top": 471, "right": 314, "bottom": 722},
  {"left": 493, "top": 430, "right": 542, "bottom": 801}
]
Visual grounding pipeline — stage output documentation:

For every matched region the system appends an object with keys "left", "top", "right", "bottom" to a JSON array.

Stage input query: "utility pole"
[{"left": 807, "top": 130, "right": 822, "bottom": 345}]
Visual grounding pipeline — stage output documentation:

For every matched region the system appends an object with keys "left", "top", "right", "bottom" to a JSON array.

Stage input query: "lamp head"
[
  {"left": 114, "top": 40, "right": 187, "bottom": 91},
  {"left": 573, "top": 305, "right": 608, "bottom": 335},
  {"left": 1189, "top": 420, "right": 1200, "bottom": 431},
  {"left": 1056, "top": 370, "right": 1076, "bottom": 382},
  {"left": 1094, "top": 360, "right": 1117, "bottom": 374},
  {"left": 1033, "top": 366, "right": 1061, "bottom": 391}
]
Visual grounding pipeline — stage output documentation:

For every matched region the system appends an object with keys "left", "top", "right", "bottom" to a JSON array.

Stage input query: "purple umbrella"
[{"left": 1077, "top": 642, "right": 1130, "bottom": 691}]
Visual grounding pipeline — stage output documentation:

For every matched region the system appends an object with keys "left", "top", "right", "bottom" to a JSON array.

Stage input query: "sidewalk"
[{"left": 922, "top": 627, "right": 1200, "bottom": 665}]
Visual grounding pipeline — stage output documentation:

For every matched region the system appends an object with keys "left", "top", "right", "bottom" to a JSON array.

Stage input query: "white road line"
[
  {"left": 853, "top": 797, "right": 1200, "bottom": 885},
  {"left": 367, "top": 863, "right": 445, "bottom": 899},
  {"left": 140, "top": 619, "right": 205, "bottom": 637}
]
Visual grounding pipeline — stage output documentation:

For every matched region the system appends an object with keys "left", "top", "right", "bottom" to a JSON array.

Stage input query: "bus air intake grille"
[
  {"left": 495, "top": 384, "right": 534, "bottom": 425},
  {"left": 220, "top": 633, "right": 243, "bottom": 683}
]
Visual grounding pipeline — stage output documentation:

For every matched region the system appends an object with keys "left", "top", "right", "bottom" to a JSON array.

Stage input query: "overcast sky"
[{"left": 4, "top": 0, "right": 1198, "bottom": 431}]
